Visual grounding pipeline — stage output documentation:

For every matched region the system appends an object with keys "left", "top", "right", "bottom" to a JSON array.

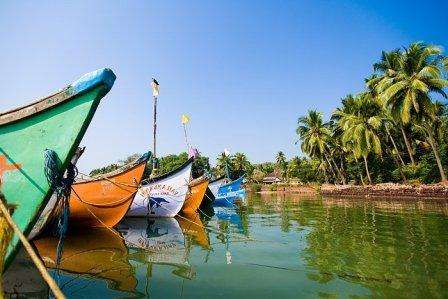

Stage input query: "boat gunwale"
[
  {"left": 0, "top": 69, "right": 114, "bottom": 126},
  {"left": 74, "top": 156, "right": 150, "bottom": 185},
  {"left": 188, "top": 175, "right": 209, "bottom": 188},
  {"left": 141, "top": 157, "right": 194, "bottom": 185},
  {"left": 219, "top": 175, "right": 244, "bottom": 188},
  {"left": 209, "top": 175, "right": 225, "bottom": 184}
]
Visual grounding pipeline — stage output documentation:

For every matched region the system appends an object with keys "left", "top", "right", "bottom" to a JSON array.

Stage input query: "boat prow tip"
[{"left": 70, "top": 68, "right": 117, "bottom": 95}]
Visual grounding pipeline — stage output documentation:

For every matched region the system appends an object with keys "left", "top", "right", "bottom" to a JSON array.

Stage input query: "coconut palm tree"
[
  {"left": 378, "top": 43, "right": 448, "bottom": 166},
  {"left": 335, "top": 93, "right": 382, "bottom": 184},
  {"left": 232, "top": 152, "right": 251, "bottom": 178},
  {"left": 297, "top": 110, "right": 344, "bottom": 183},
  {"left": 382, "top": 43, "right": 448, "bottom": 123},
  {"left": 414, "top": 102, "right": 447, "bottom": 182},
  {"left": 216, "top": 152, "right": 232, "bottom": 178},
  {"left": 276, "top": 151, "right": 287, "bottom": 178},
  {"left": 372, "top": 49, "right": 416, "bottom": 165},
  {"left": 365, "top": 75, "right": 406, "bottom": 168}
]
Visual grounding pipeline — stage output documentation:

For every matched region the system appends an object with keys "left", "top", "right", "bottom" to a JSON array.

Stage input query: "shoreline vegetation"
[
  {"left": 246, "top": 182, "right": 448, "bottom": 200},
  {"left": 89, "top": 42, "right": 448, "bottom": 201}
]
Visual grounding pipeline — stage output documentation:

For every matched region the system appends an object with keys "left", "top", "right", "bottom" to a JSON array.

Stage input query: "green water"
[{"left": 8, "top": 193, "right": 448, "bottom": 298}]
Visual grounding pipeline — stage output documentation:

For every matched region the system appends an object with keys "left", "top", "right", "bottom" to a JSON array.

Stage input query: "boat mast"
[{"left": 151, "top": 78, "right": 160, "bottom": 173}]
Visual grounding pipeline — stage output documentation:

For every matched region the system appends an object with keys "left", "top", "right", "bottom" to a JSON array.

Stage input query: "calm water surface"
[{"left": 6, "top": 193, "right": 448, "bottom": 298}]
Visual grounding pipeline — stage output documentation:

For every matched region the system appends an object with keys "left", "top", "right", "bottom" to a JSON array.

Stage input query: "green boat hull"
[{"left": 0, "top": 68, "right": 116, "bottom": 269}]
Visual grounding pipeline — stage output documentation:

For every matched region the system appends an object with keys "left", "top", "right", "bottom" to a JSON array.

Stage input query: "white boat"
[
  {"left": 208, "top": 176, "right": 228, "bottom": 198},
  {"left": 126, "top": 158, "right": 193, "bottom": 217}
]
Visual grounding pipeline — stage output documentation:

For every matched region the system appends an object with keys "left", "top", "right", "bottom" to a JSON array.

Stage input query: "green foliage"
[
  {"left": 296, "top": 42, "right": 448, "bottom": 184},
  {"left": 89, "top": 153, "right": 142, "bottom": 176},
  {"left": 251, "top": 183, "right": 262, "bottom": 192}
]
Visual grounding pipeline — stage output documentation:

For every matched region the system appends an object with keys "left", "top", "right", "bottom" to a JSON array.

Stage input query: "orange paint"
[
  {"left": 182, "top": 178, "right": 209, "bottom": 214},
  {"left": 34, "top": 228, "right": 137, "bottom": 293},
  {"left": 0, "top": 155, "right": 21, "bottom": 186},
  {"left": 69, "top": 161, "right": 147, "bottom": 228}
]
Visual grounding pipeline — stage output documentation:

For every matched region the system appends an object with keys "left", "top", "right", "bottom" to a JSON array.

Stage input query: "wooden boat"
[
  {"left": 117, "top": 217, "right": 194, "bottom": 279},
  {"left": 181, "top": 176, "right": 209, "bottom": 214},
  {"left": 33, "top": 228, "right": 137, "bottom": 293},
  {"left": 214, "top": 176, "right": 246, "bottom": 206},
  {"left": 126, "top": 158, "right": 193, "bottom": 217},
  {"left": 0, "top": 68, "right": 115, "bottom": 268},
  {"left": 208, "top": 176, "right": 227, "bottom": 198},
  {"left": 68, "top": 152, "right": 150, "bottom": 228}
]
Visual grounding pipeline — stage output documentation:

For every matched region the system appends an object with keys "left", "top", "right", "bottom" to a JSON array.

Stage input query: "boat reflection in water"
[
  {"left": 117, "top": 217, "right": 195, "bottom": 280},
  {"left": 33, "top": 228, "right": 137, "bottom": 295},
  {"left": 177, "top": 212, "right": 211, "bottom": 250}
]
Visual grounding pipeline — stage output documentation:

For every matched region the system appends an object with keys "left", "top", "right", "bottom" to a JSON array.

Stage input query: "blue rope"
[{"left": 43, "top": 149, "right": 78, "bottom": 266}]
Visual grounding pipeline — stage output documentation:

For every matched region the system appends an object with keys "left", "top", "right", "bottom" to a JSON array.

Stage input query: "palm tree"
[
  {"left": 232, "top": 153, "right": 251, "bottom": 178},
  {"left": 334, "top": 93, "right": 382, "bottom": 184},
  {"left": 377, "top": 43, "right": 448, "bottom": 165},
  {"left": 414, "top": 102, "right": 447, "bottom": 182},
  {"left": 382, "top": 43, "right": 448, "bottom": 122},
  {"left": 371, "top": 49, "right": 416, "bottom": 165},
  {"left": 216, "top": 152, "right": 231, "bottom": 178},
  {"left": 297, "top": 110, "right": 344, "bottom": 183},
  {"left": 366, "top": 75, "right": 406, "bottom": 168},
  {"left": 276, "top": 151, "right": 287, "bottom": 178}
]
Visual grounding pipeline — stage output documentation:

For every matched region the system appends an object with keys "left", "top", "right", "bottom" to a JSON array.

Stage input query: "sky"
[{"left": 1, "top": 1, "right": 447, "bottom": 172}]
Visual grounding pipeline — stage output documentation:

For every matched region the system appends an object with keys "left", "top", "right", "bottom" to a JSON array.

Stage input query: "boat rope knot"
[{"left": 44, "top": 149, "right": 78, "bottom": 266}]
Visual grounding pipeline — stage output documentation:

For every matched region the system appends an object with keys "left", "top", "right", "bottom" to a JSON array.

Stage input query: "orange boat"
[
  {"left": 181, "top": 176, "right": 209, "bottom": 214},
  {"left": 34, "top": 228, "right": 137, "bottom": 293},
  {"left": 69, "top": 153, "right": 150, "bottom": 228}
]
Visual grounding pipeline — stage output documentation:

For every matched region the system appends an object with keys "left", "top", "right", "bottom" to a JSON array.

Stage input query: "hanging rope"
[{"left": 44, "top": 149, "right": 77, "bottom": 266}]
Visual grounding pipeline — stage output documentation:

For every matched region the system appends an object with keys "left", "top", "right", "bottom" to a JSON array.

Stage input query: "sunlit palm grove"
[{"left": 297, "top": 42, "right": 448, "bottom": 184}]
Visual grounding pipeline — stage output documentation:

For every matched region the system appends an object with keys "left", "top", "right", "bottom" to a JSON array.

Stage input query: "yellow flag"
[{"left": 181, "top": 114, "right": 190, "bottom": 124}]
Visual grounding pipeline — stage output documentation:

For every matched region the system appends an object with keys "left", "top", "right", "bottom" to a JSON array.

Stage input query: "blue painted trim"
[{"left": 70, "top": 68, "right": 116, "bottom": 94}]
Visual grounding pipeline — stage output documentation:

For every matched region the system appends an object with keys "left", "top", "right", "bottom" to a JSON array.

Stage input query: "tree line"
[{"left": 297, "top": 42, "right": 448, "bottom": 184}]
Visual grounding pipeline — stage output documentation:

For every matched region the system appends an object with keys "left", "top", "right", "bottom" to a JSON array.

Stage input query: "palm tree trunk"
[
  {"left": 363, "top": 155, "right": 372, "bottom": 184},
  {"left": 427, "top": 132, "right": 447, "bottom": 182},
  {"left": 385, "top": 126, "right": 405, "bottom": 166},
  {"left": 330, "top": 157, "right": 346, "bottom": 185},
  {"left": 323, "top": 155, "right": 338, "bottom": 183},
  {"left": 400, "top": 125, "right": 415, "bottom": 165},
  {"left": 323, "top": 168, "right": 329, "bottom": 184}
]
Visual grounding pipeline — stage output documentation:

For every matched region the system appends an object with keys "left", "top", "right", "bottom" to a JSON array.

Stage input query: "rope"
[
  {"left": 0, "top": 197, "right": 65, "bottom": 298},
  {"left": 77, "top": 171, "right": 139, "bottom": 189},
  {"left": 44, "top": 149, "right": 77, "bottom": 267},
  {"left": 69, "top": 187, "right": 132, "bottom": 242},
  {"left": 72, "top": 188, "right": 136, "bottom": 207}
]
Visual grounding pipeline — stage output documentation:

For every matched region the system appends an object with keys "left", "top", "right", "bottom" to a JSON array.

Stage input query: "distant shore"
[{"left": 247, "top": 183, "right": 448, "bottom": 199}]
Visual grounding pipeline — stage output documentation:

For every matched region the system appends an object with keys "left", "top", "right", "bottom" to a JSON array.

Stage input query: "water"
[{"left": 4, "top": 193, "right": 448, "bottom": 298}]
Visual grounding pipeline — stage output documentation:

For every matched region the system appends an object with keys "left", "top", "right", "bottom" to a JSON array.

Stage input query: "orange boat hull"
[
  {"left": 182, "top": 179, "right": 209, "bottom": 213},
  {"left": 70, "top": 162, "right": 146, "bottom": 228}
]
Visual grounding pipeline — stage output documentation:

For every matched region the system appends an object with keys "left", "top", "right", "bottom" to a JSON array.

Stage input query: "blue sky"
[{"left": 1, "top": 1, "right": 447, "bottom": 172}]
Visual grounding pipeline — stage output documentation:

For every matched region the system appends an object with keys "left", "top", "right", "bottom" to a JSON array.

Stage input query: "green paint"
[{"left": 0, "top": 84, "right": 111, "bottom": 269}]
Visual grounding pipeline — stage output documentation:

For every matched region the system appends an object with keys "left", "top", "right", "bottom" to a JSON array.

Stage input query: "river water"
[{"left": 4, "top": 193, "right": 448, "bottom": 298}]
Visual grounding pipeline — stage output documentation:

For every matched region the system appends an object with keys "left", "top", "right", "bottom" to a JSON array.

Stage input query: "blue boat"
[{"left": 213, "top": 176, "right": 246, "bottom": 206}]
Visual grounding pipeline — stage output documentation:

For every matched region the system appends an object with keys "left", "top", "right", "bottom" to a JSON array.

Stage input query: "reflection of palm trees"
[{"left": 299, "top": 200, "right": 447, "bottom": 297}]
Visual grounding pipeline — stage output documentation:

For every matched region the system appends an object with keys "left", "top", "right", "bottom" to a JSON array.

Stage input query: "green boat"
[{"left": 0, "top": 68, "right": 116, "bottom": 270}]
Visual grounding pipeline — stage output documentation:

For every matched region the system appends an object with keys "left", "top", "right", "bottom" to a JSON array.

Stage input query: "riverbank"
[
  {"left": 321, "top": 183, "right": 448, "bottom": 199},
  {"left": 247, "top": 183, "right": 448, "bottom": 199}
]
